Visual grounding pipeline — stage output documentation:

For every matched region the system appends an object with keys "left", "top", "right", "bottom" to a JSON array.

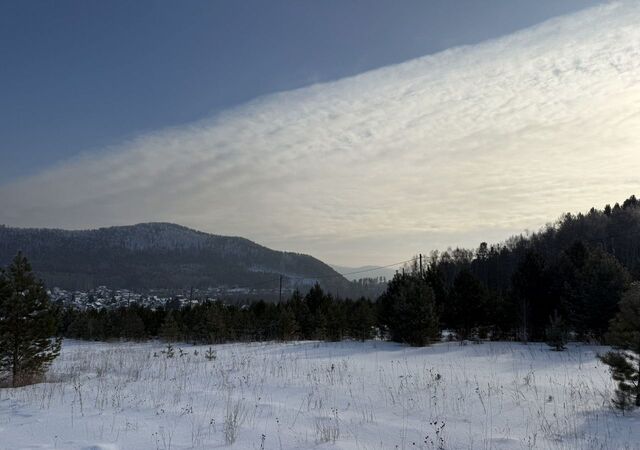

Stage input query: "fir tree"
[
  {"left": 305, "top": 283, "right": 328, "bottom": 339},
  {"left": 448, "top": 270, "right": 488, "bottom": 341},
  {"left": 545, "top": 310, "right": 568, "bottom": 351},
  {"left": 162, "top": 342, "right": 175, "bottom": 358},
  {"left": 577, "top": 248, "right": 630, "bottom": 339},
  {"left": 120, "top": 309, "right": 145, "bottom": 340},
  {"left": 378, "top": 272, "right": 440, "bottom": 346},
  {"left": 511, "top": 251, "right": 550, "bottom": 342},
  {"left": 0, "top": 253, "right": 61, "bottom": 387},
  {"left": 599, "top": 282, "right": 640, "bottom": 409},
  {"left": 159, "top": 311, "right": 180, "bottom": 342},
  {"left": 277, "top": 307, "right": 298, "bottom": 340},
  {"left": 204, "top": 347, "right": 217, "bottom": 361},
  {"left": 348, "top": 298, "right": 375, "bottom": 341}
]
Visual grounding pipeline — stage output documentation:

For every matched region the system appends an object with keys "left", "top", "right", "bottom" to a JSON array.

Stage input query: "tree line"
[
  {"left": 60, "top": 285, "right": 378, "bottom": 343},
  {"left": 56, "top": 196, "right": 640, "bottom": 409},
  {"left": 55, "top": 237, "right": 631, "bottom": 348},
  {"left": 3, "top": 196, "right": 640, "bottom": 408}
]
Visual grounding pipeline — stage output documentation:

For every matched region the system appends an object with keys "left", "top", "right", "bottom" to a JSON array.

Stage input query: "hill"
[
  {"left": 433, "top": 195, "right": 640, "bottom": 293},
  {"left": 419, "top": 195, "right": 640, "bottom": 341},
  {"left": 0, "top": 222, "right": 352, "bottom": 295}
]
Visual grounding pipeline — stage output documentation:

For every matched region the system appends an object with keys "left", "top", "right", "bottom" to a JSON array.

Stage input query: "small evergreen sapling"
[
  {"left": 205, "top": 347, "right": 217, "bottom": 361},
  {"left": 598, "top": 282, "right": 640, "bottom": 410},
  {"left": 545, "top": 310, "right": 568, "bottom": 351},
  {"left": 161, "top": 343, "right": 175, "bottom": 358}
]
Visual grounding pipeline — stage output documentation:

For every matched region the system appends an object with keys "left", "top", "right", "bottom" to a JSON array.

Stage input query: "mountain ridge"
[
  {"left": 329, "top": 264, "right": 398, "bottom": 282},
  {"left": 0, "top": 222, "right": 352, "bottom": 295}
]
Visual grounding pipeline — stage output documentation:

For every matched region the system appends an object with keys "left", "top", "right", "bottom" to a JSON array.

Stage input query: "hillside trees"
[
  {"left": 429, "top": 195, "right": 638, "bottom": 344},
  {"left": 0, "top": 253, "right": 61, "bottom": 387},
  {"left": 0, "top": 223, "right": 356, "bottom": 296}
]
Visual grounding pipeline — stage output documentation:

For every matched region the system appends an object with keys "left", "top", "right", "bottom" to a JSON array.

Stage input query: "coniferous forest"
[{"left": 56, "top": 196, "right": 640, "bottom": 349}]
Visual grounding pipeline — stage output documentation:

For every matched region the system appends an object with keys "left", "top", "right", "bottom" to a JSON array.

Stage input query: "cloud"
[{"left": 2, "top": 1, "right": 640, "bottom": 265}]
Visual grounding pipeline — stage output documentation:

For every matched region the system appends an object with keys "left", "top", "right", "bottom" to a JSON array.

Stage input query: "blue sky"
[
  {"left": 4, "top": 0, "right": 638, "bottom": 266},
  {"left": 1, "top": 0, "right": 600, "bottom": 182}
]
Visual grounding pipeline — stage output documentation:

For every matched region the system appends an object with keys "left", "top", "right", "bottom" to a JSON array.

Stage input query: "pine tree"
[
  {"left": 348, "top": 298, "right": 375, "bottom": 341},
  {"left": 277, "top": 307, "right": 298, "bottom": 341},
  {"left": 511, "top": 250, "right": 550, "bottom": 342},
  {"left": 325, "top": 299, "right": 346, "bottom": 342},
  {"left": 305, "top": 283, "right": 328, "bottom": 339},
  {"left": 578, "top": 248, "right": 630, "bottom": 339},
  {"left": 120, "top": 309, "right": 146, "bottom": 340},
  {"left": 378, "top": 273, "right": 440, "bottom": 346},
  {"left": 599, "top": 282, "right": 640, "bottom": 410},
  {"left": 160, "top": 311, "right": 180, "bottom": 342},
  {"left": 0, "top": 253, "right": 61, "bottom": 387},
  {"left": 448, "top": 270, "right": 488, "bottom": 341}
]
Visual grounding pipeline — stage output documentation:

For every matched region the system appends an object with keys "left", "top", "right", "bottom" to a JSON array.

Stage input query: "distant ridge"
[
  {"left": 0, "top": 223, "right": 352, "bottom": 295},
  {"left": 330, "top": 264, "right": 398, "bottom": 282}
]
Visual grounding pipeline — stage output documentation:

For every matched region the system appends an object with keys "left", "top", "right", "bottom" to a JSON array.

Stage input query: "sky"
[
  {"left": 1, "top": 0, "right": 601, "bottom": 181},
  {"left": 3, "top": 0, "right": 639, "bottom": 267}
]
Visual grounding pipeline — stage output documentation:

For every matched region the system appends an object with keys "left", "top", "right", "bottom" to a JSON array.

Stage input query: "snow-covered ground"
[{"left": 1, "top": 340, "right": 638, "bottom": 450}]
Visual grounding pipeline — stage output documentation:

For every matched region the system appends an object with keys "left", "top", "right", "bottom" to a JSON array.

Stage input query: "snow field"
[{"left": 1, "top": 340, "right": 639, "bottom": 449}]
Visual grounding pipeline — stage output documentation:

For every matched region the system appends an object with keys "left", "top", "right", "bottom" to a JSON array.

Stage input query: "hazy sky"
[{"left": 3, "top": 0, "right": 639, "bottom": 267}]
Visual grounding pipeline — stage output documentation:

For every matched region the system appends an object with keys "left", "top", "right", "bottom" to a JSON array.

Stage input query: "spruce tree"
[
  {"left": 0, "top": 253, "right": 61, "bottom": 387},
  {"left": 599, "top": 282, "right": 640, "bottom": 409},
  {"left": 511, "top": 250, "right": 550, "bottom": 342},
  {"left": 160, "top": 311, "right": 180, "bottom": 342},
  {"left": 120, "top": 309, "right": 146, "bottom": 340},
  {"left": 378, "top": 272, "right": 440, "bottom": 346},
  {"left": 277, "top": 307, "right": 298, "bottom": 340},
  {"left": 545, "top": 310, "right": 568, "bottom": 351},
  {"left": 578, "top": 248, "right": 630, "bottom": 339},
  {"left": 349, "top": 298, "right": 375, "bottom": 341},
  {"left": 448, "top": 270, "right": 488, "bottom": 341}
]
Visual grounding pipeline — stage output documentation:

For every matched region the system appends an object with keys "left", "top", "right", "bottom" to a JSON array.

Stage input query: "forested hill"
[
  {"left": 0, "top": 222, "right": 352, "bottom": 294},
  {"left": 422, "top": 195, "right": 640, "bottom": 341},
  {"left": 432, "top": 195, "right": 640, "bottom": 292}
]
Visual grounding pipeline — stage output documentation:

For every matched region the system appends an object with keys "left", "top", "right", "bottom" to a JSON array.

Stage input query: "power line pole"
[{"left": 419, "top": 253, "right": 423, "bottom": 276}]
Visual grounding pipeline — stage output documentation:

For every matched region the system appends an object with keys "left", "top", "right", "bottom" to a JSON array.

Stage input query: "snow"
[{"left": 1, "top": 340, "right": 639, "bottom": 449}]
